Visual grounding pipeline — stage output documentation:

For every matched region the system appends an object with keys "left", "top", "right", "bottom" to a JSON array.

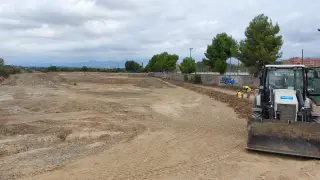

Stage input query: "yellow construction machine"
[{"left": 247, "top": 64, "right": 320, "bottom": 158}]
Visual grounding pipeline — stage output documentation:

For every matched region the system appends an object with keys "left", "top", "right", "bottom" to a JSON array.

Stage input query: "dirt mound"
[
  {"left": 2, "top": 73, "right": 71, "bottom": 86},
  {"left": 37, "top": 72, "right": 69, "bottom": 83},
  {"left": 63, "top": 73, "right": 142, "bottom": 84},
  {"left": 162, "top": 79, "right": 252, "bottom": 119},
  {"left": 135, "top": 78, "right": 171, "bottom": 88}
]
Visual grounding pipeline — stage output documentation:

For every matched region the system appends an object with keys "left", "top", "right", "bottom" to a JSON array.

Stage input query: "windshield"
[{"left": 266, "top": 68, "right": 304, "bottom": 90}]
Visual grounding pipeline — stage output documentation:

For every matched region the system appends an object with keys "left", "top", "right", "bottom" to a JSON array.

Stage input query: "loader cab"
[
  {"left": 260, "top": 65, "right": 307, "bottom": 99},
  {"left": 306, "top": 67, "right": 320, "bottom": 92},
  {"left": 306, "top": 67, "right": 320, "bottom": 105},
  {"left": 258, "top": 65, "right": 308, "bottom": 120}
]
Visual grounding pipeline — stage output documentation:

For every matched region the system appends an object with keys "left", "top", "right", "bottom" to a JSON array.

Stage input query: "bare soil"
[
  {"left": 0, "top": 72, "right": 319, "bottom": 180},
  {"left": 162, "top": 79, "right": 253, "bottom": 119}
]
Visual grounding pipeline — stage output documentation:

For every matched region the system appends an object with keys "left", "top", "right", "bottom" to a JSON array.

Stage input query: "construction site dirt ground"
[{"left": 0, "top": 72, "right": 319, "bottom": 180}]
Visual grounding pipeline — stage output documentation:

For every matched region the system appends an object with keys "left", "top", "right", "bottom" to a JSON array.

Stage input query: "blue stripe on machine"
[{"left": 280, "top": 96, "right": 293, "bottom": 100}]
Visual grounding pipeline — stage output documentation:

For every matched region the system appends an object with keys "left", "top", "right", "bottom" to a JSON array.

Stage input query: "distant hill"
[
  {"left": 19, "top": 60, "right": 127, "bottom": 68},
  {"left": 58, "top": 60, "right": 126, "bottom": 68}
]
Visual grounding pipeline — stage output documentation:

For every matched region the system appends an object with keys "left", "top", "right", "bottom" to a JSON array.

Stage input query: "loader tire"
[
  {"left": 251, "top": 104, "right": 262, "bottom": 122},
  {"left": 251, "top": 96, "right": 262, "bottom": 121},
  {"left": 252, "top": 111, "right": 262, "bottom": 121}
]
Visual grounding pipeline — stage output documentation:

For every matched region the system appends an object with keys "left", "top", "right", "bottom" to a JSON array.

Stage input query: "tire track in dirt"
[
  {"left": 120, "top": 89, "right": 248, "bottom": 180},
  {"left": 160, "top": 79, "right": 252, "bottom": 120},
  {"left": 111, "top": 139, "right": 244, "bottom": 180}
]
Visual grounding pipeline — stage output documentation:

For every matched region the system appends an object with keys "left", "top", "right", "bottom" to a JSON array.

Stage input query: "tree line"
[
  {"left": 127, "top": 13, "right": 283, "bottom": 75},
  {"left": 41, "top": 66, "right": 127, "bottom": 73}
]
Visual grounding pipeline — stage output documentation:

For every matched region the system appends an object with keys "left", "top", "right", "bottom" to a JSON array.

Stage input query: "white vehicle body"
[
  {"left": 273, "top": 89, "right": 298, "bottom": 121},
  {"left": 253, "top": 64, "right": 313, "bottom": 122}
]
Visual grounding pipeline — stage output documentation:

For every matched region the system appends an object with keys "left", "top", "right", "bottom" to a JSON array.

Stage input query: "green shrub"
[
  {"left": 189, "top": 75, "right": 194, "bottom": 83},
  {"left": 0, "top": 67, "right": 10, "bottom": 77},
  {"left": 184, "top": 74, "right": 188, "bottom": 82},
  {"left": 186, "top": 74, "right": 202, "bottom": 84},
  {"left": 8, "top": 66, "right": 21, "bottom": 74},
  {"left": 193, "top": 74, "right": 202, "bottom": 84},
  {"left": 47, "top": 65, "right": 58, "bottom": 72},
  {"left": 0, "top": 66, "right": 21, "bottom": 78}
]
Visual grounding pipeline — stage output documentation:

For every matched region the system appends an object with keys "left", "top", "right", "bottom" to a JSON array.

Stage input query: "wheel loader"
[{"left": 247, "top": 64, "right": 320, "bottom": 158}]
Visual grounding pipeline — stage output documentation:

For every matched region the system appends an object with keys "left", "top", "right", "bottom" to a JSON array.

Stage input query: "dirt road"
[{"left": 0, "top": 73, "right": 319, "bottom": 180}]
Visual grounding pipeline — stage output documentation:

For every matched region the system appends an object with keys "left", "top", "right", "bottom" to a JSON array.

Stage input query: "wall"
[
  {"left": 201, "top": 74, "right": 220, "bottom": 85},
  {"left": 58, "top": 72, "right": 258, "bottom": 86},
  {"left": 191, "top": 71, "right": 250, "bottom": 75},
  {"left": 152, "top": 72, "right": 259, "bottom": 87}
]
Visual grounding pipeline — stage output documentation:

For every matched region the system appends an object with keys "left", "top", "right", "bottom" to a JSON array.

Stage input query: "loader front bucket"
[{"left": 247, "top": 120, "right": 320, "bottom": 158}]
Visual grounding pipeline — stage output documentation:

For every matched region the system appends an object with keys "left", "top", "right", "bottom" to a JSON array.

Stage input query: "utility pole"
[{"left": 301, "top": 49, "right": 304, "bottom": 65}]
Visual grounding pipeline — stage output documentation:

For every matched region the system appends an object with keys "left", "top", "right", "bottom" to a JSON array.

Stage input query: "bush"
[
  {"left": 11, "top": 67, "right": 21, "bottom": 74},
  {"left": 47, "top": 65, "right": 58, "bottom": 72},
  {"left": 184, "top": 74, "right": 188, "bottom": 82},
  {"left": 185, "top": 74, "right": 202, "bottom": 84},
  {"left": 0, "top": 67, "right": 10, "bottom": 77},
  {"left": 0, "top": 66, "right": 21, "bottom": 78},
  {"left": 193, "top": 74, "right": 202, "bottom": 84},
  {"left": 190, "top": 75, "right": 195, "bottom": 83},
  {"left": 44, "top": 66, "right": 127, "bottom": 73}
]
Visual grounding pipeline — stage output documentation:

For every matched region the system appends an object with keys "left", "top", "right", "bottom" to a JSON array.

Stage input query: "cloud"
[{"left": 0, "top": 0, "right": 320, "bottom": 65}]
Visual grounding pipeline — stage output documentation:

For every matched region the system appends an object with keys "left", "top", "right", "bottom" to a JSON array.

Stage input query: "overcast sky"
[{"left": 1, "top": 0, "right": 320, "bottom": 65}]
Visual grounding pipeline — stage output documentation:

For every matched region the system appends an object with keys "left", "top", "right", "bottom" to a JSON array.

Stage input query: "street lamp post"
[
  {"left": 302, "top": 49, "right": 304, "bottom": 65},
  {"left": 189, "top": 48, "right": 195, "bottom": 74},
  {"left": 237, "top": 59, "right": 239, "bottom": 75},
  {"left": 189, "top": 48, "right": 193, "bottom": 58},
  {"left": 229, "top": 57, "right": 232, "bottom": 73}
]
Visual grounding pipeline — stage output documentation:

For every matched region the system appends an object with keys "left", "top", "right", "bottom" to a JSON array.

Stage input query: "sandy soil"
[{"left": 0, "top": 72, "right": 319, "bottom": 180}]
